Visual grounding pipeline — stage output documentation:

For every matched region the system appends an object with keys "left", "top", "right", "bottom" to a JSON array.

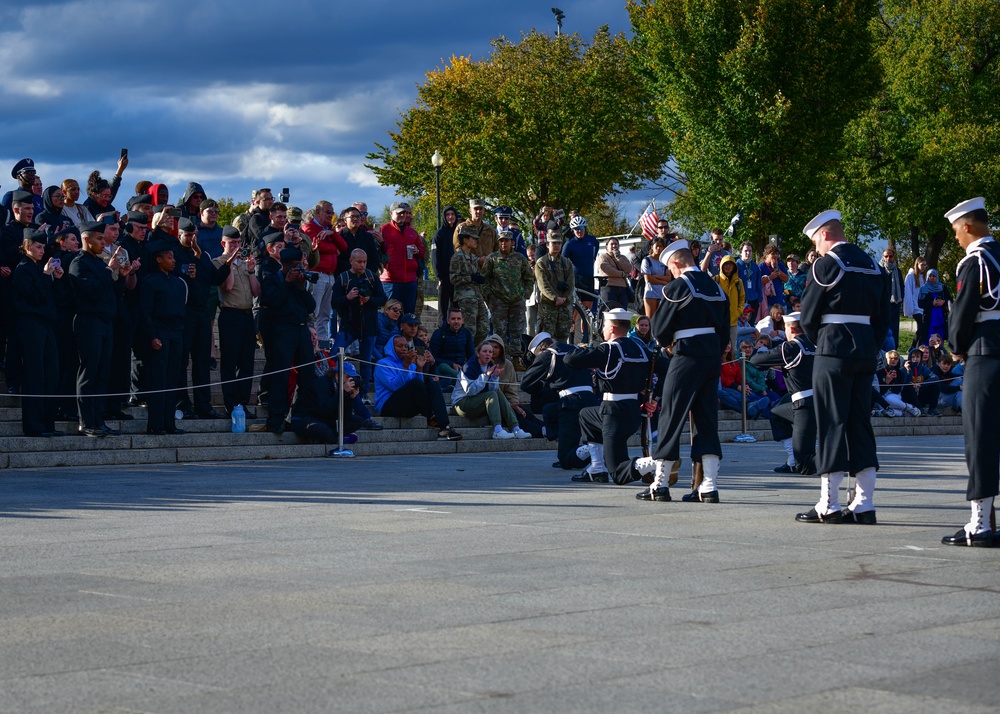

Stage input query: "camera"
[
  {"left": 347, "top": 275, "right": 373, "bottom": 298},
  {"left": 239, "top": 248, "right": 250, "bottom": 259},
  {"left": 303, "top": 271, "right": 321, "bottom": 284}
]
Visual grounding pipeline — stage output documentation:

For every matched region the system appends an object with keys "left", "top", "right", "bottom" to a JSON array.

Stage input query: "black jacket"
[{"left": 11, "top": 257, "right": 58, "bottom": 327}]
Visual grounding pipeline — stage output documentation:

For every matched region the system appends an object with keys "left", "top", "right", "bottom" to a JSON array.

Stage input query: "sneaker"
[
  {"left": 362, "top": 395, "right": 373, "bottom": 406},
  {"left": 904, "top": 405, "right": 922, "bottom": 417},
  {"left": 437, "top": 428, "right": 463, "bottom": 441},
  {"left": 361, "top": 419, "right": 383, "bottom": 430},
  {"left": 493, "top": 427, "right": 515, "bottom": 440},
  {"left": 343, "top": 433, "right": 358, "bottom": 444},
  {"left": 512, "top": 427, "right": 532, "bottom": 439},
  {"left": 927, "top": 409, "right": 941, "bottom": 416}
]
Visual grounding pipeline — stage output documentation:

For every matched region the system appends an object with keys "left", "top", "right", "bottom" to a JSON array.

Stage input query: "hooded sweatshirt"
[
  {"left": 35, "top": 186, "right": 74, "bottom": 233},
  {"left": 433, "top": 206, "right": 459, "bottom": 282},
  {"left": 179, "top": 182, "right": 206, "bottom": 222},
  {"left": 713, "top": 255, "right": 745, "bottom": 326}
]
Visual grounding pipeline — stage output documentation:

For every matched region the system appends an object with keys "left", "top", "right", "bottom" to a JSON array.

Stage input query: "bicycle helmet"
[{"left": 569, "top": 216, "right": 587, "bottom": 230}]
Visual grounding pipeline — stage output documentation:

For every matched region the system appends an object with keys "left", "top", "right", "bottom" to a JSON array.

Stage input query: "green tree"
[
  {"left": 629, "top": 0, "right": 879, "bottom": 253},
  {"left": 367, "top": 28, "right": 669, "bottom": 226},
  {"left": 216, "top": 197, "right": 249, "bottom": 229},
  {"left": 839, "top": 0, "right": 1000, "bottom": 269}
]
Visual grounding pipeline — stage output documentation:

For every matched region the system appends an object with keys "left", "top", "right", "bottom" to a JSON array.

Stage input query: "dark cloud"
[{"left": 0, "top": 0, "right": 636, "bottom": 213}]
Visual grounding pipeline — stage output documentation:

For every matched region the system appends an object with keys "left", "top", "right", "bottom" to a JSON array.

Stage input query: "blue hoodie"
[{"left": 374, "top": 350, "right": 421, "bottom": 411}]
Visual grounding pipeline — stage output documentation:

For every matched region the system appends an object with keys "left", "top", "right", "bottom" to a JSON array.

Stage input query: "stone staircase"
[{"left": 0, "top": 332, "right": 962, "bottom": 469}]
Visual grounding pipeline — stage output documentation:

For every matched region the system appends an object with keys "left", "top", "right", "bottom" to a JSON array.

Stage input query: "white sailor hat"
[
  {"left": 802, "top": 210, "right": 842, "bottom": 240},
  {"left": 603, "top": 308, "right": 637, "bottom": 323},
  {"left": 784, "top": 311, "right": 802, "bottom": 322},
  {"left": 527, "top": 332, "right": 553, "bottom": 353},
  {"left": 658, "top": 238, "right": 689, "bottom": 266},
  {"left": 944, "top": 197, "right": 986, "bottom": 224}
]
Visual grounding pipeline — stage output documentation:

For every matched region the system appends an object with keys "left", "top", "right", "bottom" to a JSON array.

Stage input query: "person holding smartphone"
[{"left": 452, "top": 341, "right": 530, "bottom": 440}]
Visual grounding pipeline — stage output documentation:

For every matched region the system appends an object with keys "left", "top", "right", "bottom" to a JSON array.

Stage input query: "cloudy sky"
[{"left": 1, "top": 1, "right": 644, "bottom": 219}]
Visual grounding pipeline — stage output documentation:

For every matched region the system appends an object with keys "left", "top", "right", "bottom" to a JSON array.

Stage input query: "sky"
[{"left": 0, "top": 1, "right": 644, "bottom": 220}]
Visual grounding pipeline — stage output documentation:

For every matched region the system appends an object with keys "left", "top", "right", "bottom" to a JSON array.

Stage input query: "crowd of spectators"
[{"left": 0, "top": 156, "right": 962, "bottom": 451}]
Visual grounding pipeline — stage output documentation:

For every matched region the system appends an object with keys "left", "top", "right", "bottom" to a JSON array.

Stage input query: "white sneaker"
[
  {"left": 493, "top": 427, "right": 515, "bottom": 440},
  {"left": 904, "top": 405, "right": 922, "bottom": 417},
  {"left": 512, "top": 427, "right": 531, "bottom": 439}
]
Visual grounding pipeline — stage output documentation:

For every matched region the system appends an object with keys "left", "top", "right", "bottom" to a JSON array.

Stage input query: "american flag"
[{"left": 639, "top": 204, "right": 659, "bottom": 240}]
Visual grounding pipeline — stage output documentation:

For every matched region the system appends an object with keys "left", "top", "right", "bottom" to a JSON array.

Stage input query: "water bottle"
[{"left": 231, "top": 404, "right": 245, "bottom": 433}]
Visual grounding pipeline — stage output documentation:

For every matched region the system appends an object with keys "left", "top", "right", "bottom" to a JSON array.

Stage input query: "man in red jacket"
[
  {"left": 302, "top": 200, "right": 347, "bottom": 346},
  {"left": 379, "top": 201, "right": 424, "bottom": 314}
]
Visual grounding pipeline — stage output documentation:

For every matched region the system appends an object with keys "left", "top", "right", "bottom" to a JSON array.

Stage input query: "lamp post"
[
  {"left": 432, "top": 150, "right": 443, "bottom": 232},
  {"left": 552, "top": 7, "right": 565, "bottom": 36}
]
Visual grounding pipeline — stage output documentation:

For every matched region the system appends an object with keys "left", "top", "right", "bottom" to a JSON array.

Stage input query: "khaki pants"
[{"left": 455, "top": 390, "right": 517, "bottom": 430}]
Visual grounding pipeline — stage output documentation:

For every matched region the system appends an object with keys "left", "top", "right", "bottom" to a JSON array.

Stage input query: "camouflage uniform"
[
  {"left": 452, "top": 219, "right": 498, "bottom": 259},
  {"left": 450, "top": 248, "right": 489, "bottom": 345},
  {"left": 534, "top": 253, "right": 575, "bottom": 341},
  {"left": 482, "top": 249, "right": 533, "bottom": 359}
]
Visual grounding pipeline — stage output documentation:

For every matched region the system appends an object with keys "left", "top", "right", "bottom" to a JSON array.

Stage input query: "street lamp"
[
  {"left": 432, "top": 150, "right": 443, "bottom": 231},
  {"left": 552, "top": 7, "right": 565, "bottom": 36}
]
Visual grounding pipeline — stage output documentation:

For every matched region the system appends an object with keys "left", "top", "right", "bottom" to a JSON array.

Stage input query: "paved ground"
[{"left": 1, "top": 435, "right": 998, "bottom": 713}]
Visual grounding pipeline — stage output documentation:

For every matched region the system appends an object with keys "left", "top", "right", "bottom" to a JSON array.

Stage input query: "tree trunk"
[
  {"left": 908, "top": 224, "right": 920, "bottom": 260},
  {"left": 924, "top": 228, "right": 947, "bottom": 269}
]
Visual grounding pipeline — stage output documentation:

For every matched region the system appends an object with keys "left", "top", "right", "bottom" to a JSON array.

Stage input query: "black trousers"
[
  {"left": 770, "top": 397, "right": 817, "bottom": 475},
  {"left": 963, "top": 355, "right": 1000, "bottom": 501},
  {"left": 218, "top": 308, "right": 256, "bottom": 412},
  {"left": 73, "top": 314, "right": 112, "bottom": 429},
  {"left": 146, "top": 333, "right": 183, "bottom": 433},
  {"left": 177, "top": 311, "right": 213, "bottom": 414},
  {"left": 18, "top": 318, "right": 58, "bottom": 434},
  {"left": 380, "top": 377, "right": 449, "bottom": 426},
  {"left": 543, "top": 391, "right": 597, "bottom": 468},
  {"left": 107, "top": 314, "right": 135, "bottom": 411},
  {"left": 262, "top": 323, "right": 314, "bottom": 429},
  {"left": 580, "top": 399, "right": 641, "bottom": 474},
  {"left": 652, "top": 354, "right": 722, "bottom": 462},
  {"left": 812, "top": 355, "right": 878, "bottom": 475},
  {"left": 55, "top": 310, "right": 78, "bottom": 416},
  {"left": 290, "top": 414, "right": 364, "bottom": 444},
  {"left": 438, "top": 280, "right": 455, "bottom": 326}
]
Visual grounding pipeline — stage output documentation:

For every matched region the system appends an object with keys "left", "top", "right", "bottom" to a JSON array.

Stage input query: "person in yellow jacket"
[{"left": 713, "top": 254, "right": 745, "bottom": 353}]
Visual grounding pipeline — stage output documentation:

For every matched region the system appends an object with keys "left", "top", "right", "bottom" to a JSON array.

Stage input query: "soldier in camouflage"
[
  {"left": 534, "top": 230, "right": 575, "bottom": 341},
  {"left": 449, "top": 228, "right": 490, "bottom": 345},
  {"left": 482, "top": 231, "right": 534, "bottom": 364},
  {"left": 452, "top": 198, "right": 498, "bottom": 262}
]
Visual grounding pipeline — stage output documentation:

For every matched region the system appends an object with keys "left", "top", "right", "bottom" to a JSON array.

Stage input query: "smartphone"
[
  {"left": 121, "top": 148, "right": 128, "bottom": 160},
  {"left": 167, "top": 208, "right": 182, "bottom": 218},
  {"left": 280, "top": 188, "right": 290, "bottom": 202},
  {"left": 415, "top": 346, "right": 426, "bottom": 356},
  {"left": 50, "top": 257, "right": 61, "bottom": 269}
]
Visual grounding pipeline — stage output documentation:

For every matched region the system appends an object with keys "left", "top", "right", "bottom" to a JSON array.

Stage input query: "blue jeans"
[
  {"left": 334, "top": 330, "right": 376, "bottom": 392},
  {"left": 384, "top": 282, "right": 418, "bottom": 314}
]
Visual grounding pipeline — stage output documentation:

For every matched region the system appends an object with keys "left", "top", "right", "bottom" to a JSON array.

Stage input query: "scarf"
[
  {"left": 919, "top": 269, "right": 945, "bottom": 299},
  {"left": 880, "top": 258, "right": 903, "bottom": 304}
]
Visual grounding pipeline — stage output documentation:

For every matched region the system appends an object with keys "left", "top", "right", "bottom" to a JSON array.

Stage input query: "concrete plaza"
[{"left": 0, "top": 435, "right": 997, "bottom": 713}]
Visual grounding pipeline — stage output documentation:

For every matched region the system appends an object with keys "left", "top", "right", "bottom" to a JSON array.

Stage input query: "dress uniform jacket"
[
  {"left": 949, "top": 237, "right": 1000, "bottom": 501},
  {"left": 751, "top": 335, "right": 817, "bottom": 474},
  {"left": 799, "top": 242, "right": 890, "bottom": 475},
  {"left": 649, "top": 267, "right": 730, "bottom": 464}
]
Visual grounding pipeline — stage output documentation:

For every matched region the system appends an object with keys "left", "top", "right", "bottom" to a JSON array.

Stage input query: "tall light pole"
[
  {"left": 552, "top": 7, "right": 565, "bottom": 36},
  {"left": 432, "top": 150, "right": 443, "bottom": 231}
]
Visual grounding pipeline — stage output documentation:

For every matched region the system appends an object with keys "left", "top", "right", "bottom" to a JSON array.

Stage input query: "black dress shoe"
[
  {"left": 24, "top": 431, "right": 53, "bottom": 438},
  {"left": 795, "top": 508, "right": 843, "bottom": 524},
  {"left": 841, "top": 509, "right": 877, "bottom": 525},
  {"left": 552, "top": 461, "right": 562, "bottom": 468},
  {"left": 179, "top": 410, "right": 196, "bottom": 420},
  {"left": 682, "top": 489, "right": 720, "bottom": 503},
  {"left": 267, "top": 423, "right": 285, "bottom": 435},
  {"left": 145, "top": 429, "right": 167, "bottom": 436},
  {"left": 196, "top": 409, "right": 226, "bottom": 419},
  {"left": 773, "top": 463, "right": 794, "bottom": 473},
  {"left": 165, "top": 428, "right": 187, "bottom": 435},
  {"left": 50, "top": 430, "right": 65, "bottom": 437},
  {"left": 636, "top": 486, "right": 671, "bottom": 501},
  {"left": 100, "top": 425, "right": 122, "bottom": 436},
  {"left": 571, "top": 470, "right": 608, "bottom": 483},
  {"left": 941, "top": 528, "right": 994, "bottom": 547}
]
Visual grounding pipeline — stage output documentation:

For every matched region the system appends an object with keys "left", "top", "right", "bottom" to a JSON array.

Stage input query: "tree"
[
  {"left": 839, "top": 0, "right": 1000, "bottom": 270},
  {"left": 366, "top": 28, "right": 669, "bottom": 226},
  {"left": 216, "top": 197, "right": 249, "bottom": 230},
  {"left": 629, "top": 0, "right": 880, "bottom": 253}
]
